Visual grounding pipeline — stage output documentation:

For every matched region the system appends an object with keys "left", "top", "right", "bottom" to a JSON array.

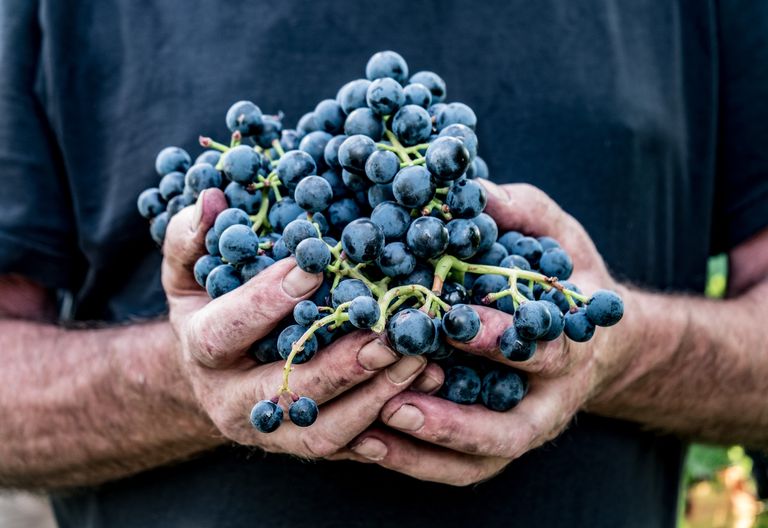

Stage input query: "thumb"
[{"left": 162, "top": 188, "right": 228, "bottom": 297}]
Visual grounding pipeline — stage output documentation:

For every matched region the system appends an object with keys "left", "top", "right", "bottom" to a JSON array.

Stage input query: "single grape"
[
  {"left": 512, "top": 236, "right": 544, "bottom": 268},
  {"left": 214, "top": 208, "right": 252, "bottom": 237},
  {"left": 367, "top": 184, "right": 395, "bottom": 208},
  {"left": 442, "top": 304, "right": 481, "bottom": 342},
  {"left": 366, "top": 77, "right": 405, "bottom": 115},
  {"left": 365, "top": 150, "right": 400, "bottom": 184},
  {"left": 149, "top": 211, "right": 170, "bottom": 245},
  {"left": 268, "top": 198, "right": 305, "bottom": 233},
  {"left": 294, "top": 238, "right": 331, "bottom": 273},
  {"left": 248, "top": 333, "right": 281, "bottom": 363},
  {"left": 277, "top": 324, "right": 318, "bottom": 364},
  {"left": 314, "top": 99, "right": 345, "bottom": 134},
  {"left": 391, "top": 104, "right": 432, "bottom": 146},
  {"left": 440, "top": 282, "right": 469, "bottom": 305},
  {"left": 205, "top": 228, "right": 220, "bottom": 256},
  {"left": 497, "top": 231, "right": 523, "bottom": 254},
  {"left": 377, "top": 241, "right": 416, "bottom": 278},
  {"left": 299, "top": 131, "right": 333, "bottom": 171},
  {"left": 447, "top": 218, "right": 481, "bottom": 259},
  {"left": 438, "top": 124, "right": 478, "bottom": 161},
  {"left": 271, "top": 237, "right": 291, "bottom": 261},
  {"left": 280, "top": 129, "right": 301, "bottom": 151},
  {"left": 540, "top": 281, "right": 581, "bottom": 313},
  {"left": 481, "top": 368, "right": 528, "bottom": 411},
  {"left": 340, "top": 218, "right": 385, "bottom": 264},
  {"left": 439, "top": 366, "right": 481, "bottom": 404},
  {"left": 409, "top": 71, "right": 446, "bottom": 103},
  {"left": 337, "top": 78, "right": 372, "bottom": 114},
  {"left": 277, "top": 150, "right": 316, "bottom": 191},
  {"left": 320, "top": 169, "right": 350, "bottom": 199},
  {"left": 226, "top": 101, "right": 263, "bottom": 136},
  {"left": 472, "top": 213, "right": 498, "bottom": 253},
  {"left": 539, "top": 300, "right": 565, "bottom": 341},
  {"left": 185, "top": 163, "right": 222, "bottom": 197},
  {"left": 193, "top": 255, "right": 223, "bottom": 288},
  {"left": 167, "top": 193, "right": 194, "bottom": 217},
  {"left": 392, "top": 166, "right": 435, "bottom": 209},
  {"left": 195, "top": 150, "right": 221, "bottom": 167},
  {"left": 348, "top": 296, "right": 381, "bottom": 329},
  {"left": 219, "top": 224, "right": 259, "bottom": 265},
  {"left": 472, "top": 242, "right": 509, "bottom": 266},
  {"left": 406, "top": 216, "right": 448, "bottom": 259},
  {"left": 241, "top": 255, "right": 275, "bottom": 282},
  {"left": 564, "top": 308, "right": 596, "bottom": 342},
  {"left": 250, "top": 400, "right": 283, "bottom": 433},
  {"left": 370, "top": 201, "right": 411, "bottom": 241},
  {"left": 323, "top": 135, "right": 347, "bottom": 170},
  {"left": 205, "top": 264, "right": 243, "bottom": 299},
  {"left": 403, "top": 82, "right": 432, "bottom": 108},
  {"left": 288, "top": 397, "right": 319, "bottom": 427},
  {"left": 155, "top": 146, "right": 191, "bottom": 176},
  {"left": 538, "top": 236, "right": 561, "bottom": 251},
  {"left": 294, "top": 176, "right": 333, "bottom": 213},
  {"left": 469, "top": 156, "right": 489, "bottom": 179},
  {"left": 426, "top": 137, "right": 471, "bottom": 181},
  {"left": 446, "top": 178, "right": 487, "bottom": 218},
  {"left": 436, "top": 102, "right": 477, "bottom": 131},
  {"left": 327, "top": 198, "right": 362, "bottom": 230},
  {"left": 344, "top": 108, "right": 383, "bottom": 140},
  {"left": 398, "top": 265, "right": 434, "bottom": 289},
  {"left": 137, "top": 188, "right": 166, "bottom": 219},
  {"left": 499, "top": 326, "right": 537, "bottom": 361},
  {"left": 586, "top": 290, "right": 624, "bottom": 327},
  {"left": 427, "top": 102, "right": 446, "bottom": 118},
  {"left": 514, "top": 301, "right": 552, "bottom": 340},
  {"left": 158, "top": 171, "right": 186, "bottom": 200},
  {"left": 293, "top": 300, "right": 320, "bottom": 326},
  {"left": 220, "top": 145, "right": 262, "bottom": 185},
  {"left": 539, "top": 247, "right": 574, "bottom": 280},
  {"left": 386, "top": 308, "right": 437, "bottom": 356},
  {"left": 338, "top": 135, "right": 376, "bottom": 175},
  {"left": 470, "top": 274, "right": 508, "bottom": 305},
  {"left": 366, "top": 50, "right": 409, "bottom": 83},
  {"left": 500, "top": 254, "right": 532, "bottom": 272},
  {"left": 341, "top": 169, "right": 370, "bottom": 192},
  {"left": 297, "top": 112, "right": 319, "bottom": 137},
  {"left": 224, "top": 181, "right": 261, "bottom": 214},
  {"left": 331, "top": 279, "right": 372, "bottom": 308}
]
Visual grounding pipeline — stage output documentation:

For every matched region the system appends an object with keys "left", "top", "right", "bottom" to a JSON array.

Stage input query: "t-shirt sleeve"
[
  {"left": 0, "top": 0, "right": 78, "bottom": 290},
  {"left": 712, "top": 0, "right": 768, "bottom": 254}
]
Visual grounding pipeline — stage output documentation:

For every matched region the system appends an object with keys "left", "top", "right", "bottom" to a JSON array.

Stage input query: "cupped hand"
[
  {"left": 162, "top": 189, "right": 438, "bottom": 458},
  {"left": 345, "top": 181, "right": 639, "bottom": 485}
]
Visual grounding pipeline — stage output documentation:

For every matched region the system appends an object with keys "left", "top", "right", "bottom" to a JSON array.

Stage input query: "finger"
[
  {"left": 480, "top": 181, "right": 600, "bottom": 272},
  {"left": 411, "top": 363, "right": 445, "bottom": 394},
  {"left": 187, "top": 257, "right": 322, "bottom": 367},
  {"left": 268, "top": 355, "right": 428, "bottom": 458},
  {"left": 162, "top": 188, "right": 228, "bottom": 296},
  {"left": 257, "top": 332, "right": 400, "bottom": 404},
  {"left": 448, "top": 305, "right": 571, "bottom": 377},
  {"left": 378, "top": 376, "right": 581, "bottom": 458},
  {"left": 349, "top": 427, "right": 509, "bottom": 486}
]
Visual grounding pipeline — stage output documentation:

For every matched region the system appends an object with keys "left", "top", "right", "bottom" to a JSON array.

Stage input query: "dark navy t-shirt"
[{"left": 2, "top": 1, "right": 768, "bottom": 527}]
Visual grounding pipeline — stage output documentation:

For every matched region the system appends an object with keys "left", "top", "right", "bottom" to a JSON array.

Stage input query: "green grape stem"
[
  {"left": 278, "top": 303, "right": 351, "bottom": 394},
  {"left": 199, "top": 136, "right": 230, "bottom": 153}
]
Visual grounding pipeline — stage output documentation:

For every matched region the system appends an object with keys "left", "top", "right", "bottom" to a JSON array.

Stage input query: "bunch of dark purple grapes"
[{"left": 137, "top": 51, "right": 624, "bottom": 434}]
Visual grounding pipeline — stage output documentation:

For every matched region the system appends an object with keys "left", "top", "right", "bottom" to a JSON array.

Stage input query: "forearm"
[
  {"left": 589, "top": 279, "right": 768, "bottom": 446},
  {"left": 0, "top": 319, "right": 222, "bottom": 489}
]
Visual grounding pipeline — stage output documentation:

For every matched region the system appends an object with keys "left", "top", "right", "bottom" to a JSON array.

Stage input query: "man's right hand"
[{"left": 161, "top": 189, "right": 439, "bottom": 458}]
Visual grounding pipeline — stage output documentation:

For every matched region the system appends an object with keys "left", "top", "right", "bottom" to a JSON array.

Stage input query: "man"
[{"left": 1, "top": 0, "right": 767, "bottom": 526}]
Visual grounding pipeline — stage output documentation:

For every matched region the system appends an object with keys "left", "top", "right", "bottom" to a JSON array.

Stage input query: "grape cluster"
[{"left": 138, "top": 51, "right": 624, "bottom": 433}]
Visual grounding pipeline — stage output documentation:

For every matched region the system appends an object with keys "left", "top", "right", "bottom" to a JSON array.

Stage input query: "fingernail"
[
  {"left": 411, "top": 372, "right": 442, "bottom": 393},
  {"left": 192, "top": 190, "right": 207, "bottom": 230},
  {"left": 386, "top": 404, "right": 424, "bottom": 431},
  {"left": 351, "top": 438, "right": 388, "bottom": 461},
  {"left": 358, "top": 340, "right": 398, "bottom": 371},
  {"left": 386, "top": 356, "right": 426, "bottom": 384},
  {"left": 281, "top": 264, "right": 321, "bottom": 298}
]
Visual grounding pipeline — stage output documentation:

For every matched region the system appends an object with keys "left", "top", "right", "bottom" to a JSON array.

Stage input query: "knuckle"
[{"left": 300, "top": 433, "right": 341, "bottom": 459}]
